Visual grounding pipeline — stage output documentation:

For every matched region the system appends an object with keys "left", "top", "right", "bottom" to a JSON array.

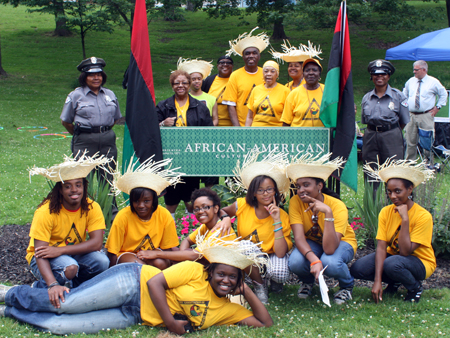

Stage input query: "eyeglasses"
[
  {"left": 413, "top": 68, "right": 423, "bottom": 72},
  {"left": 256, "top": 187, "right": 275, "bottom": 195},
  {"left": 193, "top": 205, "right": 214, "bottom": 213},
  {"left": 173, "top": 82, "right": 189, "bottom": 86},
  {"left": 218, "top": 62, "right": 233, "bottom": 65}
]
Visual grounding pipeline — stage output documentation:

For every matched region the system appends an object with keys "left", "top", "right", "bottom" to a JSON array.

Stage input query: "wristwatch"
[
  {"left": 436, "top": 106, "right": 441, "bottom": 110},
  {"left": 220, "top": 213, "right": 230, "bottom": 221}
]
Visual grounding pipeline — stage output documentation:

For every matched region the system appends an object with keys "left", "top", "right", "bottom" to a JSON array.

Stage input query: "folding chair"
[
  {"left": 417, "top": 127, "right": 434, "bottom": 164},
  {"left": 433, "top": 144, "right": 450, "bottom": 172}
]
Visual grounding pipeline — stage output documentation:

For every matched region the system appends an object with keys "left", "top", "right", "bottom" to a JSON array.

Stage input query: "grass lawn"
[{"left": 1, "top": 2, "right": 450, "bottom": 336}]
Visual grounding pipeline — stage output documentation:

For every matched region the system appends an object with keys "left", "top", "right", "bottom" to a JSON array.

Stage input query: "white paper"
[{"left": 318, "top": 265, "right": 331, "bottom": 307}]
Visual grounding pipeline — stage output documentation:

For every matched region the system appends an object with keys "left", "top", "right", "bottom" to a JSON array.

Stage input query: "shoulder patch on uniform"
[
  {"left": 105, "top": 95, "right": 112, "bottom": 102},
  {"left": 65, "top": 96, "right": 71, "bottom": 104},
  {"left": 401, "top": 99, "right": 408, "bottom": 108}
]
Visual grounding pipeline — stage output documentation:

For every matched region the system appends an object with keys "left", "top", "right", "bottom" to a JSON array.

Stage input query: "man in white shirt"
[{"left": 403, "top": 60, "right": 448, "bottom": 163}]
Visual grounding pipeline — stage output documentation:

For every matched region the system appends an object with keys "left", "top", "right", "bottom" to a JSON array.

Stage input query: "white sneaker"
[
  {"left": 334, "top": 288, "right": 353, "bottom": 305},
  {"left": 252, "top": 281, "right": 269, "bottom": 304},
  {"left": 0, "top": 305, "right": 5, "bottom": 317},
  {"left": 0, "top": 284, "right": 15, "bottom": 303},
  {"left": 297, "top": 283, "right": 314, "bottom": 299}
]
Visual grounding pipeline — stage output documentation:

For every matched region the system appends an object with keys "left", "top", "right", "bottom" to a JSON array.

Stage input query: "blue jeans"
[
  {"left": 350, "top": 252, "right": 426, "bottom": 291},
  {"left": 30, "top": 251, "right": 109, "bottom": 288},
  {"left": 5, "top": 263, "right": 142, "bottom": 335},
  {"left": 289, "top": 239, "right": 355, "bottom": 289}
]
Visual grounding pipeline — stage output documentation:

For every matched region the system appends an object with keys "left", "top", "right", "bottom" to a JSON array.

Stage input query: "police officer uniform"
[
  {"left": 60, "top": 57, "right": 122, "bottom": 178},
  {"left": 361, "top": 60, "right": 410, "bottom": 186}
]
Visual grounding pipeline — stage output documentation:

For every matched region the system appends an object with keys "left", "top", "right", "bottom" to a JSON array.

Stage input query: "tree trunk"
[
  {"left": 447, "top": 0, "right": 450, "bottom": 27},
  {"left": 81, "top": 26, "right": 86, "bottom": 59},
  {"left": 0, "top": 35, "right": 7, "bottom": 77},
  {"left": 271, "top": 19, "right": 288, "bottom": 40},
  {"left": 54, "top": 0, "right": 71, "bottom": 37}
]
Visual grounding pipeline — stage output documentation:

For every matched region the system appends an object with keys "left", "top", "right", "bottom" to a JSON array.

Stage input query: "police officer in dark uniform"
[
  {"left": 361, "top": 60, "right": 410, "bottom": 192},
  {"left": 61, "top": 57, "right": 122, "bottom": 216}
]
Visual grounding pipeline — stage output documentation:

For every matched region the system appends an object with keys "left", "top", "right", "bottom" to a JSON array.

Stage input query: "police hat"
[
  {"left": 77, "top": 57, "right": 106, "bottom": 73},
  {"left": 368, "top": 59, "right": 395, "bottom": 76}
]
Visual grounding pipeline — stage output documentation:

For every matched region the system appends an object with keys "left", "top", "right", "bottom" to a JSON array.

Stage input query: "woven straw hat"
[
  {"left": 232, "top": 149, "right": 290, "bottom": 196},
  {"left": 196, "top": 231, "right": 268, "bottom": 271},
  {"left": 113, "top": 155, "right": 184, "bottom": 196},
  {"left": 270, "top": 40, "right": 322, "bottom": 63},
  {"left": 176, "top": 57, "right": 213, "bottom": 79},
  {"left": 29, "top": 152, "right": 111, "bottom": 183},
  {"left": 287, "top": 153, "right": 345, "bottom": 182},
  {"left": 364, "top": 158, "right": 434, "bottom": 188},
  {"left": 226, "top": 27, "right": 270, "bottom": 57}
]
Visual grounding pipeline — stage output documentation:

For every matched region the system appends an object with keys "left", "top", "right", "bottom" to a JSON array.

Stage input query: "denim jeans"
[
  {"left": 289, "top": 239, "right": 355, "bottom": 289},
  {"left": 350, "top": 252, "right": 426, "bottom": 291},
  {"left": 30, "top": 250, "right": 110, "bottom": 288},
  {"left": 5, "top": 263, "right": 142, "bottom": 335}
]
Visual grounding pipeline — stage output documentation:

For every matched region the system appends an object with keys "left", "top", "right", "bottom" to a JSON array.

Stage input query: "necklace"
[{"left": 264, "top": 83, "right": 277, "bottom": 99}]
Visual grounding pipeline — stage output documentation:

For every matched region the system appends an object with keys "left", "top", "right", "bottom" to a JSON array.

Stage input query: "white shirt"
[{"left": 403, "top": 74, "right": 448, "bottom": 113}]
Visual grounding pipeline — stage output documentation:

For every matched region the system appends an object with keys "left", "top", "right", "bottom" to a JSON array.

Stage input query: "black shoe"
[
  {"left": 404, "top": 285, "right": 423, "bottom": 303},
  {"left": 270, "top": 281, "right": 283, "bottom": 294},
  {"left": 383, "top": 283, "right": 401, "bottom": 295}
]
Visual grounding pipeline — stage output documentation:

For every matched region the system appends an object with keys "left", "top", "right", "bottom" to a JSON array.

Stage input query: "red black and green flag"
[
  {"left": 320, "top": 1, "right": 357, "bottom": 192},
  {"left": 122, "top": 0, "right": 162, "bottom": 171}
]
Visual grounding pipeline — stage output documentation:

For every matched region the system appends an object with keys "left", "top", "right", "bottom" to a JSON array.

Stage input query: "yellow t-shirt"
[
  {"left": 209, "top": 76, "right": 232, "bottom": 126},
  {"left": 285, "top": 79, "right": 306, "bottom": 91},
  {"left": 188, "top": 223, "right": 237, "bottom": 244},
  {"left": 281, "top": 84, "right": 325, "bottom": 127},
  {"left": 105, "top": 206, "right": 179, "bottom": 255},
  {"left": 247, "top": 83, "right": 290, "bottom": 127},
  {"left": 235, "top": 198, "right": 292, "bottom": 254},
  {"left": 376, "top": 203, "right": 436, "bottom": 279},
  {"left": 288, "top": 194, "right": 357, "bottom": 253},
  {"left": 25, "top": 199, "right": 105, "bottom": 264},
  {"left": 222, "top": 67, "right": 264, "bottom": 126},
  {"left": 175, "top": 96, "right": 190, "bottom": 127},
  {"left": 140, "top": 261, "right": 253, "bottom": 329}
]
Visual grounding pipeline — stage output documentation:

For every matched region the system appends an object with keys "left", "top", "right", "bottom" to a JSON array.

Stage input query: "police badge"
[
  {"left": 388, "top": 102, "right": 394, "bottom": 110},
  {"left": 376, "top": 60, "right": 382, "bottom": 67},
  {"left": 91, "top": 57, "right": 97, "bottom": 64}
]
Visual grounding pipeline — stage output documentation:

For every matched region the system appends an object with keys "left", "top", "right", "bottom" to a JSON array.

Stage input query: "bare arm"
[
  {"left": 136, "top": 249, "right": 201, "bottom": 262},
  {"left": 236, "top": 283, "right": 273, "bottom": 327},
  {"left": 245, "top": 109, "right": 254, "bottom": 126},
  {"left": 396, "top": 205, "right": 420, "bottom": 256},
  {"left": 212, "top": 102, "right": 219, "bottom": 126},
  {"left": 107, "top": 252, "right": 118, "bottom": 267},
  {"left": 291, "top": 223, "right": 322, "bottom": 281},
  {"left": 180, "top": 237, "right": 195, "bottom": 250},
  {"left": 61, "top": 120, "right": 74, "bottom": 135},
  {"left": 282, "top": 122, "right": 290, "bottom": 127},
  {"left": 227, "top": 105, "right": 241, "bottom": 126},
  {"left": 372, "top": 240, "right": 387, "bottom": 303}
]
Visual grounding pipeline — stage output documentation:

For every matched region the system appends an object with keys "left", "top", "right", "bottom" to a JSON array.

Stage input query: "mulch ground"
[{"left": 1, "top": 224, "right": 450, "bottom": 289}]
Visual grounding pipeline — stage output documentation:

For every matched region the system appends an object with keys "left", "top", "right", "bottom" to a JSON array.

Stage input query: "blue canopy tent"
[{"left": 385, "top": 28, "right": 450, "bottom": 61}]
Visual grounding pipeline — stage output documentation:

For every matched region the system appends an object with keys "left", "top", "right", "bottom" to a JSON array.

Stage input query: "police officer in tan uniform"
[{"left": 361, "top": 60, "right": 410, "bottom": 192}]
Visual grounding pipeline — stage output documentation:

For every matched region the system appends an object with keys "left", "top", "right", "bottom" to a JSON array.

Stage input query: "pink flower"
[
  {"left": 182, "top": 221, "right": 189, "bottom": 227},
  {"left": 192, "top": 220, "right": 199, "bottom": 226},
  {"left": 230, "top": 217, "right": 236, "bottom": 223},
  {"left": 181, "top": 228, "right": 189, "bottom": 235}
]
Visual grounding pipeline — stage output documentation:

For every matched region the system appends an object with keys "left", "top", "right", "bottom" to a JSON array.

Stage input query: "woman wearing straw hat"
[
  {"left": 105, "top": 157, "right": 184, "bottom": 269},
  {"left": 25, "top": 154, "right": 111, "bottom": 295},
  {"left": 244, "top": 61, "right": 290, "bottom": 127},
  {"left": 0, "top": 236, "right": 272, "bottom": 335},
  {"left": 281, "top": 58, "right": 325, "bottom": 127},
  {"left": 286, "top": 153, "right": 357, "bottom": 305},
  {"left": 156, "top": 70, "right": 213, "bottom": 218},
  {"left": 220, "top": 150, "right": 293, "bottom": 304},
  {"left": 270, "top": 41, "right": 322, "bottom": 91},
  {"left": 350, "top": 159, "right": 436, "bottom": 304}
]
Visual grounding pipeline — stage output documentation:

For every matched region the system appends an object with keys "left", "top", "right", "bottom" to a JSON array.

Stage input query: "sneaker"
[
  {"left": 383, "top": 283, "right": 401, "bottom": 295},
  {"left": 404, "top": 285, "right": 423, "bottom": 303},
  {"left": 297, "top": 283, "right": 314, "bottom": 299},
  {"left": 0, "top": 305, "right": 6, "bottom": 317},
  {"left": 0, "top": 284, "right": 15, "bottom": 303},
  {"left": 334, "top": 287, "right": 353, "bottom": 305},
  {"left": 252, "top": 281, "right": 269, "bottom": 304},
  {"left": 270, "top": 280, "right": 283, "bottom": 294}
]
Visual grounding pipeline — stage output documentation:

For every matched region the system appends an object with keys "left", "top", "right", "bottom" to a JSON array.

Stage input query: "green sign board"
[{"left": 159, "top": 127, "right": 330, "bottom": 176}]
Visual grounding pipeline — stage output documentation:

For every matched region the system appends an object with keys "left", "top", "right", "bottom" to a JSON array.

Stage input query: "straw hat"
[
  {"left": 363, "top": 157, "right": 434, "bottom": 188},
  {"left": 232, "top": 149, "right": 290, "bottom": 196},
  {"left": 29, "top": 152, "right": 111, "bottom": 183},
  {"left": 270, "top": 40, "right": 322, "bottom": 63},
  {"left": 195, "top": 231, "right": 268, "bottom": 271},
  {"left": 112, "top": 155, "right": 184, "bottom": 196},
  {"left": 226, "top": 27, "right": 270, "bottom": 57},
  {"left": 286, "top": 153, "right": 346, "bottom": 182},
  {"left": 176, "top": 57, "right": 213, "bottom": 79}
]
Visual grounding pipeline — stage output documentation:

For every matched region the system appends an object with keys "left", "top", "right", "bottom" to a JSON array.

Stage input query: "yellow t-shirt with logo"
[
  {"left": 235, "top": 198, "right": 292, "bottom": 254},
  {"left": 105, "top": 206, "right": 179, "bottom": 256},
  {"left": 175, "top": 96, "right": 190, "bottom": 127},
  {"left": 209, "top": 76, "right": 232, "bottom": 126},
  {"left": 26, "top": 199, "right": 105, "bottom": 264},
  {"left": 281, "top": 84, "right": 325, "bottom": 127},
  {"left": 247, "top": 83, "right": 290, "bottom": 127},
  {"left": 288, "top": 194, "right": 357, "bottom": 253},
  {"left": 222, "top": 67, "right": 264, "bottom": 126},
  {"left": 376, "top": 203, "right": 436, "bottom": 279},
  {"left": 140, "top": 261, "right": 253, "bottom": 329},
  {"left": 285, "top": 79, "right": 306, "bottom": 91},
  {"left": 188, "top": 223, "right": 237, "bottom": 244}
]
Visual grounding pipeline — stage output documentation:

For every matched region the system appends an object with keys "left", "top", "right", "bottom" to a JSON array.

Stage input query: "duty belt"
[
  {"left": 77, "top": 125, "right": 112, "bottom": 134},
  {"left": 367, "top": 123, "right": 399, "bottom": 132}
]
